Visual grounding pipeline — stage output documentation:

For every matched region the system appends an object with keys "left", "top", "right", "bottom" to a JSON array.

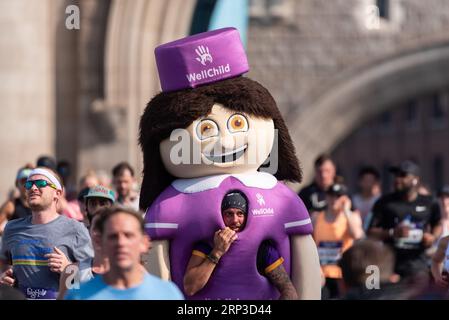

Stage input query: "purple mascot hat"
[{"left": 155, "top": 27, "right": 249, "bottom": 92}]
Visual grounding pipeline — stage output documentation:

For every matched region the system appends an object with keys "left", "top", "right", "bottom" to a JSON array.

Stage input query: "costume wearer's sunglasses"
[{"left": 24, "top": 179, "right": 57, "bottom": 190}]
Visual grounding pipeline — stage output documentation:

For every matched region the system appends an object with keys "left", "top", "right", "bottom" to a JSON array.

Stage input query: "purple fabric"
[
  {"left": 155, "top": 27, "right": 249, "bottom": 92},
  {"left": 194, "top": 241, "right": 281, "bottom": 274},
  {"left": 193, "top": 242, "right": 213, "bottom": 256},
  {"left": 257, "top": 241, "right": 282, "bottom": 273},
  {"left": 144, "top": 176, "right": 312, "bottom": 300}
]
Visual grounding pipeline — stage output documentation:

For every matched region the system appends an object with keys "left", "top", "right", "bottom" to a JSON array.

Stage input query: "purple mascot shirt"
[{"left": 145, "top": 172, "right": 312, "bottom": 300}]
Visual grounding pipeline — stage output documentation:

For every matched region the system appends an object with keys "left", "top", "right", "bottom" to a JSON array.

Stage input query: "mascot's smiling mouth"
[{"left": 204, "top": 144, "right": 247, "bottom": 163}]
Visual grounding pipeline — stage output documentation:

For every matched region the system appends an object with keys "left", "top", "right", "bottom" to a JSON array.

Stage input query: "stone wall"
[
  {"left": 246, "top": 0, "right": 449, "bottom": 186},
  {"left": 0, "top": 0, "right": 56, "bottom": 201}
]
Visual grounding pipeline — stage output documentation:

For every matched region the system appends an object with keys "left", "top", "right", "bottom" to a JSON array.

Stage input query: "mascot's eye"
[
  {"left": 196, "top": 119, "right": 219, "bottom": 140},
  {"left": 227, "top": 114, "right": 249, "bottom": 133}
]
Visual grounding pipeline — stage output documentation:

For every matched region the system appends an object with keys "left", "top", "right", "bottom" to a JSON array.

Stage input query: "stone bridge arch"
[{"left": 290, "top": 40, "right": 449, "bottom": 186}]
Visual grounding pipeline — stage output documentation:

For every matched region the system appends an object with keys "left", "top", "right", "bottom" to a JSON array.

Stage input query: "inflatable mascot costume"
[{"left": 140, "top": 28, "right": 321, "bottom": 299}]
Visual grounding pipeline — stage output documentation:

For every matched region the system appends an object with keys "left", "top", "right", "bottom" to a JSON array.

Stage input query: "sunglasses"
[{"left": 24, "top": 179, "right": 57, "bottom": 190}]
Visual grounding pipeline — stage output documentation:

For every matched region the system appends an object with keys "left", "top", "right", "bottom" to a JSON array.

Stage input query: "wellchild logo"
[
  {"left": 252, "top": 193, "right": 274, "bottom": 217},
  {"left": 186, "top": 45, "right": 231, "bottom": 83},
  {"left": 195, "top": 45, "right": 213, "bottom": 66},
  {"left": 256, "top": 193, "right": 266, "bottom": 206}
]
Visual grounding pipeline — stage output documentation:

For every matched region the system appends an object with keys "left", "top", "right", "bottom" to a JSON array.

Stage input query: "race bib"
[
  {"left": 395, "top": 228, "right": 423, "bottom": 249},
  {"left": 318, "top": 241, "right": 343, "bottom": 265}
]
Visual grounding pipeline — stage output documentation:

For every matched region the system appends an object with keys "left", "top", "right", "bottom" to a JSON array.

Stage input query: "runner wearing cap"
[
  {"left": 56, "top": 185, "right": 117, "bottom": 298},
  {"left": 84, "top": 185, "right": 116, "bottom": 225},
  {"left": 183, "top": 190, "right": 298, "bottom": 299},
  {"left": 58, "top": 185, "right": 115, "bottom": 299},
  {"left": 0, "top": 167, "right": 93, "bottom": 299},
  {"left": 64, "top": 206, "right": 183, "bottom": 300},
  {"left": 368, "top": 160, "right": 442, "bottom": 280},
  {"left": 312, "top": 183, "right": 364, "bottom": 299}
]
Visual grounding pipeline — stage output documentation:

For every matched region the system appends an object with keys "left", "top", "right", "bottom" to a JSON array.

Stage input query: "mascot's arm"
[
  {"left": 144, "top": 240, "right": 171, "bottom": 280},
  {"left": 291, "top": 234, "right": 321, "bottom": 300}
]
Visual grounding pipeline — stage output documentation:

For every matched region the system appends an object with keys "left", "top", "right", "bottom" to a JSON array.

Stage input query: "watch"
[{"left": 206, "top": 253, "right": 220, "bottom": 264}]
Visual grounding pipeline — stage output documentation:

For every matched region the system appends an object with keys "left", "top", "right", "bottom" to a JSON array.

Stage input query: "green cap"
[{"left": 84, "top": 185, "right": 115, "bottom": 203}]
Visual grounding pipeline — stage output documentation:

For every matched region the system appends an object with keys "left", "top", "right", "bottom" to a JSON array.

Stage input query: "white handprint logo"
[
  {"left": 256, "top": 193, "right": 266, "bottom": 206},
  {"left": 195, "top": 45, "right": 213, "bottom": 66}
]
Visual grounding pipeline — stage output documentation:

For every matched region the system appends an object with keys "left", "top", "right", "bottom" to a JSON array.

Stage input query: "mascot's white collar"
[{"left": 172, "top": 171, "right": 277, "bottom": 193}]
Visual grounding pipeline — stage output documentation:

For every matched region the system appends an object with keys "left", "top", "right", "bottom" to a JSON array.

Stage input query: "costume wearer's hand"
[
  {"left": 0, "top": 267, "right": 15, "bottom": 286},
  {"left": 213, "top": 227, "right": 238, "bottom": 258},
  {"left": 46, "top": 247, "right": 71, "bottom": 273}
]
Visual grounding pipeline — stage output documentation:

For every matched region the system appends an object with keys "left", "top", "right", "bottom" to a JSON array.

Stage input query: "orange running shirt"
[{"left": 313, "top": 211, "right": 354, "bottom": 279}]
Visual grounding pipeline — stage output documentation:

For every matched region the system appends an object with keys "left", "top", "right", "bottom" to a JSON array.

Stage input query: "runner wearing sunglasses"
[
  {"left": 0, "top": 167, "right": 93, "bottom": 299},
  {"left": 24, "top": 179, "right": 58, "bottom": 190}
]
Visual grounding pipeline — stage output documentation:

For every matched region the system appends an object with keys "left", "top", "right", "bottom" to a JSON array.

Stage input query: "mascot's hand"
[{"left": 212, "top": 227, "right": 238, "bottom": 258}]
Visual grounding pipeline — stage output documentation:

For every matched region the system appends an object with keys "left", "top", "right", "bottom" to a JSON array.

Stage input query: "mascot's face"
[{"left": 160, "top": 104, "right": 274, "bottom": 178}]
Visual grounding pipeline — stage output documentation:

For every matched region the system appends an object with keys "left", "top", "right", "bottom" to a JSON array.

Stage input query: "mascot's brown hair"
[{"left": 139, "top": 76, "right": 302, "bottom": 210}]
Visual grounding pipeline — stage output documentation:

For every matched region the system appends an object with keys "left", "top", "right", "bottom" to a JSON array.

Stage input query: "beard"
[
  {"left": 28, "top": 197, "right": 53, "bottom": 211},
  {"left": 396, "top": 184, "right": 414, "bottom": 196}
]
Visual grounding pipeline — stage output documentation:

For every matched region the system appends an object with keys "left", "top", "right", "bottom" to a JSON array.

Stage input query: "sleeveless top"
[{"left": 313, "top": 211, "right": 354, "bottom": 279}]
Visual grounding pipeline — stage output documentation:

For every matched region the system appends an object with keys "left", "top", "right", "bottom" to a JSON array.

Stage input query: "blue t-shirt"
[
  {"left": 0, "top": 215, "right": 93, "bottom": 299},
  {"left": 64, "top": 273, "right": 184, "bottom": 300}
]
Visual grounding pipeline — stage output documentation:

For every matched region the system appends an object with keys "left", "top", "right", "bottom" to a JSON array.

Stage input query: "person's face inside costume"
[
  {"left": 222, "top": 207, "right": 246, "bottom": 232},
  {"left": 160, "top": 104, "right": 275, "bottom": 178}
]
